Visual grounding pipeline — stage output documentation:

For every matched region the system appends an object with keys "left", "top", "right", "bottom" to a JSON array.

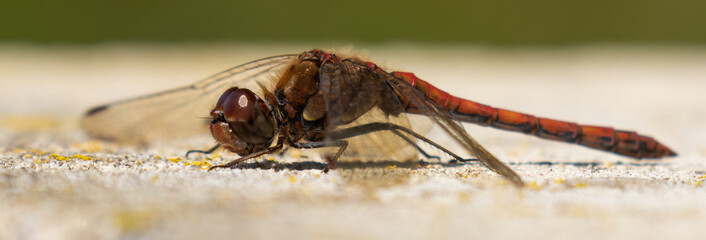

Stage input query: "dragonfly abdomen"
[{"left": 392, "top": 71, "right": 677, "bottom": 159}]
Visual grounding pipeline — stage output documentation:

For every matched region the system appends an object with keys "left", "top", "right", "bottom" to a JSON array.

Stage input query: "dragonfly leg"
[
  {"left": 328, "top": 122, "right": 477, "bottom": 163},
  {"left": 185, "top": 144, "right": 221, "bottom": 158},
  {"left": 291, "top": 140, "right": 349, "bottom": 172},
  {"left": 388, "top": 130, "right": 478, "bottom": 163},
  {"left": 277, "top": 147, "right": 290, "bottom": 156},
  {"left": 208, "top": 144, "right": 283, "bottom": 171},
  {"left": 388, "top": 127, "right": 478, "bottom": 163},
  {"left": 388, "top": 130, "right": 441, "bottom": 161}
]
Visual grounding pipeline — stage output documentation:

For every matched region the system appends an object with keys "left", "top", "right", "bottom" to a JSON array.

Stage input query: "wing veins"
[{"left": 377, "top": 67, "right": 525, "bottom": 187}]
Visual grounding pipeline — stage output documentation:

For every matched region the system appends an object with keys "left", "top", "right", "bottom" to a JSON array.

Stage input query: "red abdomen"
[{"left": 393, "top": 72, "right": 677, "bottom": 159}]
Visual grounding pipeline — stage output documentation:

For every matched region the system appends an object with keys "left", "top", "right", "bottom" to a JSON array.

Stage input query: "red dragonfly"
[{"left": 82, "top": 49, "right": 677, "bottom": 187}]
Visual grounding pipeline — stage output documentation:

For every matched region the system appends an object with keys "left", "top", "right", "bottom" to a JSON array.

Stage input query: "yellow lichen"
[
  {"left": 554, "top": 178, "right": 564, "bottom": 184},
  {"left": 288, "top": 176, "right": 297, "bottom": 183},
  {"left": 192, "top": 160, "right": 210, "bottom": 166},
  {"left": 168, "top": 157, "right": 181, "bottom": 163},
  {"left": 52, "top": 154, "right": 70, "bottom": 161},
  {"left": 385, "top": 165, "right": 397, "bottom": 170},
  {"left": 527, "top": 181, "right": 541, "bottom": 190},
  {"left": 573, "top": 183, "right": 587, "bottom": 188},
  {"left": 71, "top": 154, "right": 93, "bottom": 161},
  {"left": 48, "top": 153, "right": 94, "bottom": 161},
  {"left": 183, "top": 159, "right": 212, "bottom": 169}
]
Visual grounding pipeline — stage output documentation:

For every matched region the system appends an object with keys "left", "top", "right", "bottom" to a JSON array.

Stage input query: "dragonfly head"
[{"left": 209, "top": 87, "right": 276, "bottom": 155}]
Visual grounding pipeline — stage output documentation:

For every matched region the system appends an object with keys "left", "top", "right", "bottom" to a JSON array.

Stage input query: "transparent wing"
[
  {"left": 331, "top": 108, "right": 424, "bottom": 164},
  {"left": 315, "top": 58, "right": 428, "bottom": 165},
  {"left": 330, "top": 110, "right": 422, "bottom": 190},
  {"left": 81, "top": 54, "right": 298, "bottom": 144},
  {"left": 314, "top": 59, "right": 432, "bottom": 190},
  {"left": 382, "top": 69, "right": 525, "bottom": 187}
]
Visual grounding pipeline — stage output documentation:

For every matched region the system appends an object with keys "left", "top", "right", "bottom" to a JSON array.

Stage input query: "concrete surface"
[{"left": 1, "top": 44, "right": 705, "bottom": 240}]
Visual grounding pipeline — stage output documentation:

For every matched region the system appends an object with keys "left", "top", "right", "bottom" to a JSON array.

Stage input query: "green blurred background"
[{"left": 2, "top": 0, "right": 705, "bottom": 45}]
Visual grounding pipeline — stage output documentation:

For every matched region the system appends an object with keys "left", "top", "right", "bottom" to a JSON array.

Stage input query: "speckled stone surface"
[{"left": 1, "top": 44, "right": 705, "bottom": 240}]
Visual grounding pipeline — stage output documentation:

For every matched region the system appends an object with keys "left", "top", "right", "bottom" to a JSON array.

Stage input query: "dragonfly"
[{"left": 82, "top": 49, "right": 677, "bottom": 187}]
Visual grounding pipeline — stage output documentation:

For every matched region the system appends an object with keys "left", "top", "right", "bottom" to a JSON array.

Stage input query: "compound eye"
[
  {"left": 222, "top": 88, "right": 258, "bottom": 123},
  {"left": 215, "top": 87, "right": 238, "bottom": 108}
]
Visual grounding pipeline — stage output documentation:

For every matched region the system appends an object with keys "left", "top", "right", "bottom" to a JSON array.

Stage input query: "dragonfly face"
[{"left": 209, "top": 87, "right": 276, "bottom": 155}]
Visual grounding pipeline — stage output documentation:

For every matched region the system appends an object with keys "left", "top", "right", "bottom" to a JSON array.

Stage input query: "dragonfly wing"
[
  {"left": 81, "top": 54, "right": 298, "bottom": 144},
  {"left": 382, "top": 70, "right": 525, "bottom": 187},
  {"left": 322, "top": 110, "right": 421, "bottom": 190},
  {"left": 332, "top": 109, "right": 422, "bottom": 164},
  {"left": 316, "top": 58, "right": 426, "bottom": 165}
]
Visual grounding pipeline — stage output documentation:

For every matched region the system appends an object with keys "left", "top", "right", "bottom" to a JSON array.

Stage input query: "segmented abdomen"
[{"left": 392, "top": 72, "right": 677, "bottom": 159}]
